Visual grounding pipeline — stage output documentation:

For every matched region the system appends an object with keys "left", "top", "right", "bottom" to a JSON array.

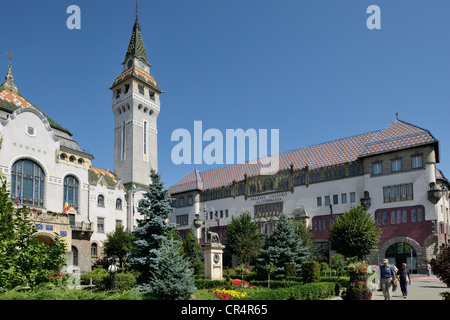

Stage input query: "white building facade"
[
  {"left": 0, "top": 11, "right": 161, "bottom": 273},
  {"left": 170, "top": 120, "right": 449, "bottom": 274}
]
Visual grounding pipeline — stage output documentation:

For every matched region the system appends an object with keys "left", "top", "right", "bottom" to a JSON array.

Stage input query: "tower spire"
[
  {"left": 123, "top": 2, "right": 150, "bottom": 66},
  {"left": 1, "top": 52, "right": 19, "bottom": 93}
]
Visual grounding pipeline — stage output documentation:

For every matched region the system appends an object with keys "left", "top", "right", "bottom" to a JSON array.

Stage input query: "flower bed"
[{"left": 212, "top": 289, "right": 248, "bottom": 300}]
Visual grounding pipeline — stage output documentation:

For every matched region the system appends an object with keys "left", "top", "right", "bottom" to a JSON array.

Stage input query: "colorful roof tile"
[
  {"left": 89, "top": 167, "right": 120, "bottom": 187},
  {"left": 124, "top": 20, "right": 150, "bottom": 66},
  {"left": 110, "top": 66, "right": 161, "bottom": 93},
  {"left": 0, "top": 86, "right": 72, "bottom": 135},
  {"left": 169, "top": 120, "right": 438, "bottom": 194}
]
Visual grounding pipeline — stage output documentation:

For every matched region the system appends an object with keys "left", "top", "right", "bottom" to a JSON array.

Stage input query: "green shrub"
[
  {"left": 81, "top": 268, "right": 109, "bottom": 291},
  {"left": 194, "top": 279, "right": 226, "bottom": 290},
  {"left": 301, "top": 261, "right": 320, "bottom": 283},
  {"left": 250, "top": 280, "right": 300, "bottom": 289},
  {"left": 319, "top": 277, "right": 349, "bottom": 289},
  {"left": 284, "top": 263, "right": 296, "bottom": 277},
  {"left": 80, "top": 268, "right": 137, "bottom": 292},
  {"left": 244, "top": 282, "right": 337, "bottom": 300}
]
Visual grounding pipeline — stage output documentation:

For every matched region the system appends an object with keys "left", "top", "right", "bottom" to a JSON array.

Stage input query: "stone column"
[{"left": 203, "top": 243, "right": 225, "bottom": 280}]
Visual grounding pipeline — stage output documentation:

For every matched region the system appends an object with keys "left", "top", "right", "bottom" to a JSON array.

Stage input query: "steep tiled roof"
[
  {"left": 89, "top": 167, "right": 119, "bottom": 187},
  {"left": 359, "top": 120, "right": 436, "bottom": 157},
  {"left": 169, "top": 120, "right": 438, "bottom": 194},
  {"left": 0, "top": 87, "right": 72, "bottom": 135},
  {"left": 124, "top": 20, "right": 150, "bottom": 66}
]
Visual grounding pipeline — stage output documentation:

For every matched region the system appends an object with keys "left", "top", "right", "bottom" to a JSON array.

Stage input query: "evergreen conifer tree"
[
  {"left": 128, "top": 169, "right": 177, "bottom": 292},
  {"left": 182, "top": 229, "right": 204, "bottom": 276},
  {"left": 147, "top": 242, "right": 196, "bottom": 300},
  {"left": 258, "top": 214, "right": 308, "bottom": 275}
]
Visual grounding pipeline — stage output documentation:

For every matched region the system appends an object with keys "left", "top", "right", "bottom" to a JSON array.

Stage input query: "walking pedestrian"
[
  {"left": 426, "top": 264, "right": 431, "bottom": 276},
  {"left": 379, "top": 259, "right": 396, "bottom": 300},
  {"left": 396, "top": 263, "right": 411, "bottom": 298}
]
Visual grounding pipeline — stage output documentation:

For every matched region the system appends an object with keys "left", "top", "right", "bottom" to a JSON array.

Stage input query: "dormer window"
[{"left": 127, "top": 59, "right": 133, "bottom": 69}]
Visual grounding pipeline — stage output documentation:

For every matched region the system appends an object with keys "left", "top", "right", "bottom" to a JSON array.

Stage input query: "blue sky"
[{"left": 1, "top": 0, "right": 449, "bottom": 188}]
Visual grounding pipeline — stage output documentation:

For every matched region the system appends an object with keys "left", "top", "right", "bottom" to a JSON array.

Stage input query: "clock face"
[
  {"left": 127, "top": 59, "right": 133, "bottom": 69},
  {"left": 138, "top": 60, "right": 146, "bottom": 70}
]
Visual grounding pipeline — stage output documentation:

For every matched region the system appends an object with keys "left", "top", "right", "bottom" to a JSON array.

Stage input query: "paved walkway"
[{"left": 370, "top": 274, "right": 449, "bottom": 300}]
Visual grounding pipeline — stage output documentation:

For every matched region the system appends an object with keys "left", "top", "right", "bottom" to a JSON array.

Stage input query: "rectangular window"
[
  {"left": 411, "top": 155, "right": 423, "bottom": 169},
  {"left": 122, "top": 121, "right": 126, "bottom": 160},
  {"left": 187, "top": 196, "right": 193, "bottom": 206},
  {"left": 391, "top": 211, "right": 396, "bottom": 225},
  {"left": 179, "top": 197, "right": 184, "bottom": 207},
  {"left": 333, "top": 194, "right": 338, "bottom": 205},
  {"left": 116, "top": 220, "right": 122, "bottom": 228},
  {"left": 402, "top": 210, "right": 407, "bottom": 223},
  {"left": 143, "top": 121, "right": 148, "bottom": 156},
  {"left": 325, "top": 196, "right": 330, "bottom": 206},
  {"left": 383, "top": 212, "right": 387, "bottom": 225},
  {"left": 391, "top": 159, "right": 402, "bottom": 172},
  {"left": 97, "top": 218, "right": 104, "bottom": 232},
  {"left": 176, "top": 214, "right": 189, "bottom": 226},
  {"left": 350, "top": 192, "right": 356, "bottom": 203},
  {"left": 225, "top": 209, "right": 229, "bottom": 218},
  {"left": 372, "top": 162, "right": 382, "bottom": 175},
  {"left": 341, "top": 193, "right": 347, "bottom": 204},
  {"left": 317, "top": 197, "right": 322, "bottom": 207},
  {"left": 396, "top": 210, "right": 402, "bottom": 224},
  {"left": 377, "top": 212, "right": 382, "bottom": 225},
  {"left": 383, "top": 183, "right": 413, "bottom": 203},
  {"left": 417, "top": 208, "right": 423, "bottom": 222},
  {"left": 411, "top": 209, "right": 416, "bottom": 222},
  {"left": 138, "top": 84, "right": 144, "bottom": 95},
  {"left": 220, "top": 210, "right": 223, "bottom": 218}
]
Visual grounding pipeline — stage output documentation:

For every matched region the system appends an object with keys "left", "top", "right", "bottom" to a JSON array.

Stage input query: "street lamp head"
[{"left": 108, "top": 264, "right": 118, "bottom": 274}]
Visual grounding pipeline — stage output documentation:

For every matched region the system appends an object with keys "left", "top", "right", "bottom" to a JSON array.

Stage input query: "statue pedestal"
[{"left": 202, "top": 243, "right": 225, "bottom": 280}]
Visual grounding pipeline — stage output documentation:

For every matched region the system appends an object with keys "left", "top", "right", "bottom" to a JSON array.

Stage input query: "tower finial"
[
  {"left": 1, "top": 51, "right": 19, "bottom": 93},
  {"left": 135, "top": 0, "right": 139, "bottom": 22},
  {"left": 6, "top": 51, "right": 13, "bottom": 66}
]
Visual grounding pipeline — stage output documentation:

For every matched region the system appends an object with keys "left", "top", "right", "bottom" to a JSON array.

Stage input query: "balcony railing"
[{"left": 70, "top": 221, "right": 93, "bottom": 232}]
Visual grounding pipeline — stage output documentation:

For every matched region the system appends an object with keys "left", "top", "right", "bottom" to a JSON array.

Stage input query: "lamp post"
[{"left": 108, "top": 260, "right": 118, "bottom": 290}]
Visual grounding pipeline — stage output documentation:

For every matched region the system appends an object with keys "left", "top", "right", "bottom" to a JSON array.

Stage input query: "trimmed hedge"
[
  {"left": 244, "top": 282, "right": 339, "bottom": 300},
  {"left": 250, "top": 280, "right": 300, "bottom": 289},
  {"left": 194, "top": 279, "right": 226, "bottom": 290}
]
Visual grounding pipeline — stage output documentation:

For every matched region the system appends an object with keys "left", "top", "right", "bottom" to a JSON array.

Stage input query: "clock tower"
[{"left": 110, "top": 9, "right": 162, "bottom": 189}]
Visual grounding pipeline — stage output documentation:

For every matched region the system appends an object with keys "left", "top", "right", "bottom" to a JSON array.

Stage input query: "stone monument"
[{"left": 202, "top": 228, "right": 225, "bottom": 280}]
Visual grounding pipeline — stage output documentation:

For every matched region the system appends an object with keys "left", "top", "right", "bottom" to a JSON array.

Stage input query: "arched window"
[
  {"left": 11, "top": 159, "right": 45, "bottom": 206},
  {"left": 91, "top": 243, "right": 98, "bottom": 257},
  {"left": 72, "top": 246, "right": 78, "bottom": 266},
  {"left": 97, "top": 195, "right": 105, "bottom": 207},
  {"left": 116, "top": 198, "right": 122, "bottom": 210},
  {"left": 64, "top": 175, "right": 79, "bottom": 212}
]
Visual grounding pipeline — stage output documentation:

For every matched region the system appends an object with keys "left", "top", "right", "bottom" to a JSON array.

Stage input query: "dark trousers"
[{"left": 400, "top": 281, "right": 408, "bottom": 297}]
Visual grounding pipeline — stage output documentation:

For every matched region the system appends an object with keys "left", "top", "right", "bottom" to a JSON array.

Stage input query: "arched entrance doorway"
[
  {"left": 35, "top": 232, "right": 55, "bottom": 246},
  {"left": 385, "top": 242, "right": 417, "bottom": 273}
]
